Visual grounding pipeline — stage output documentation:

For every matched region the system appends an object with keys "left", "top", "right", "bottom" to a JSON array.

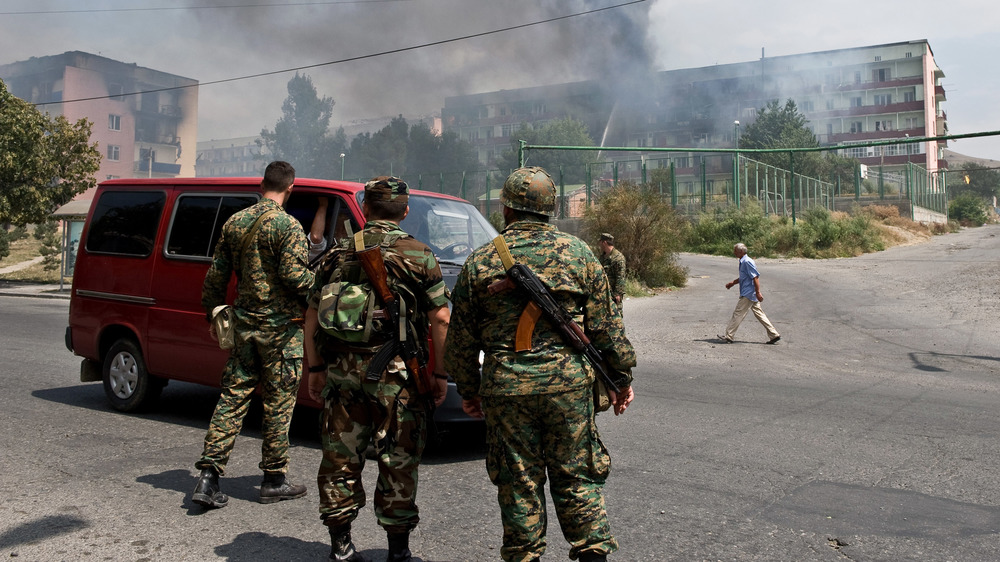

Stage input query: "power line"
[
  {"left": 1, "top": 0, "right": 406, "bottom": 16},
  {"left": 33, "top": 0, "right": 647, "bottom": 107}
]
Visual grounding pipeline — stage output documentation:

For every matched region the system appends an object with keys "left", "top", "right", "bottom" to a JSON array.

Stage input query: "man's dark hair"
[
  {"left": 507, "top": 208, "right": 550, "bottom": 223},
  {"left": 365, "top": 199, "right": 407, "bottom": 221},
  {"left": 262, "top": 161, "right": 295, "bottom": 193}
]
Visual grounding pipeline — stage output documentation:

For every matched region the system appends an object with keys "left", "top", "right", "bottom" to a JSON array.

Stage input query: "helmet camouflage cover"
[{"left": 501, "top": 166, "right": 556, "bottom": 217}]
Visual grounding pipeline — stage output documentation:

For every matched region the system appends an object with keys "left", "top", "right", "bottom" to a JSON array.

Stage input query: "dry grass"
[{"left": 0, "top": 230, "right": 64, "bottom": 283}]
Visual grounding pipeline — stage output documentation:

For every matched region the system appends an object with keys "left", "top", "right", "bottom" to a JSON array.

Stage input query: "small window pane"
[
  {"left": 86, "top": 191, "right": 166, "bottom": 256},
  {"left": 167, "top": 194, "right": 257, "bottom": 258}
]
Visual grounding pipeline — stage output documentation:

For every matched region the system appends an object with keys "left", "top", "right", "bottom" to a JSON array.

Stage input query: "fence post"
[
  {"left": 700, "top": 158, "right": 707, "bottom": 210},
  {"left": 855, "top": 164, "right": 861, "bottom": 202},
  {"left": 789, "top": 152, "right": 796, "bottom": 225},
  {"left": 670, "top": 161, "right": 677, "bottom": 209},
  {"left": 559, "top": 166, "right": 566, "bottom": 219}
]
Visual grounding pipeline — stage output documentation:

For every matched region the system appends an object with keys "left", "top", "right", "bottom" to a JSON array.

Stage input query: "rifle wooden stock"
[{"left": 355, "top": 246, "right": 433, "bottom": 398}]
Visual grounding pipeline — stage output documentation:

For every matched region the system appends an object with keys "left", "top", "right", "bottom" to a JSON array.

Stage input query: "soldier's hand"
[
  {"left": 307, "top": 369, "right": 326, "bottom": 402},
  {"left": 462, "top": 397, "right": 485, "bottom": 419},
  {"left": 610, "top": 385, "right": 634, "bottom": 416},
  {"left": 432, "top": 374, "right": 449, "bottom": 407}
]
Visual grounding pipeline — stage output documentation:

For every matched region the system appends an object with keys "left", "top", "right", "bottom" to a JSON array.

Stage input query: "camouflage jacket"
[
  {"left": 445, "top": 219, "right": 636, "bottom": 399},
  {"left": 202, "top": 198, "right": 314, "bottom": 329},
  {"left": 308, "top": 220, "right": 450, "bottom": 354},
  {"left": 601, "top": 248, "right": 627, "bottom": 298}
]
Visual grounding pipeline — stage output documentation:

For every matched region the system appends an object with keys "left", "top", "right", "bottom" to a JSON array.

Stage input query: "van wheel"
[{"left": 103, "top": 339, "right": 162, "bottom": 412}]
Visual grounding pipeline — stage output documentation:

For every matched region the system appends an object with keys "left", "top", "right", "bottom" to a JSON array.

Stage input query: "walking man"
[
  {"left": 304, "top": 176, "right": 451, "bottom": 562},
  {"left": 193, "top": 160, "right": 314, "bottom": 508},
  {"left": 598, "top": 232, "right": 626, "bottom": 310},
  {"left": 445, "top": 166, "right": 636, "bottom": 562},
  {"left": 718, "top": 242, "right": 780, "bottom": 344}
]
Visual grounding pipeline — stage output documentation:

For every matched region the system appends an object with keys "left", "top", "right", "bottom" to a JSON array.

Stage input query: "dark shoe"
[
  {"left": 767, "top": 335, "right": 781, "bottom": 344},
  {"left": 259, "top": 472, "right": 307, "bottom": 504},
  {"left": 716, "top": 334, "right": 733, "bottom": 343},
  {"left": 192, "top": 468, "right": 228, "bottom": 509},
  {"left": 578, "top": 552, "right": 607, "bottom": 562},
  {"left": 329, "top": 524, "right": 366, "bottom": 562},
  {"left": 386, "top": 532, "right": 412, "bottom": 562}
]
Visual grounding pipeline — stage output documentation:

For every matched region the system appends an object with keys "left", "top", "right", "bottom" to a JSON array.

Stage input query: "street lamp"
[{"left": 340, "top": 153, "right": 345, "bottom": 180}]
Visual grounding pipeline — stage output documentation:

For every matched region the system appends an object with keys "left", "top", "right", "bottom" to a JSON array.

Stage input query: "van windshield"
[{"left": 403, "top": 194, "right": 498, "bottom": 264}]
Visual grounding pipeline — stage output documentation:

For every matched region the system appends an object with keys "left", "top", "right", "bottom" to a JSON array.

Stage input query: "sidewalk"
[{"left": 0, "top": 281, "right": 70, "bottom": 300}]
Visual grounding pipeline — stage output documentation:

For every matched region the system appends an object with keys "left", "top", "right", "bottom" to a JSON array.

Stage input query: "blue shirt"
[{"left": 738, "top": 254, "right": 760, "bottom": 301}]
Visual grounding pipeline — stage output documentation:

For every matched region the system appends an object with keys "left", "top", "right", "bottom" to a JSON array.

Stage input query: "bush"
[
  {"left": 948, "top": 193, "right": 988, "bottom": 226},
  {"left": 583, "top": 181, "right": 688, "bottom": 288},
  {"left": 35, "top": 221, "right": 61, "bottom": 271},
  {"left": 687, "top": 199, "right": 773, "bottom": 256}
]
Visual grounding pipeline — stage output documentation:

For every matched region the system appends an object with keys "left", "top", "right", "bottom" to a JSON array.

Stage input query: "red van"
[{"left": 65, "top": 177, "right": 496, "bottom": 423}]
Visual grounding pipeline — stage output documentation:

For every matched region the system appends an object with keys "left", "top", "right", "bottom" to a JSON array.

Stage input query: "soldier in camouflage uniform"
[
  {"left": 192, "top": 161, "right": 315, "bottom": 509},
  {"left": 303, "top": 177, "right": 451, "bottom": 562},
  {"left": 445, "top": 167, "right": 637, "bottom": 562},
  {"left": 598, "top": 233, "right": 626, "bottom": 311}
]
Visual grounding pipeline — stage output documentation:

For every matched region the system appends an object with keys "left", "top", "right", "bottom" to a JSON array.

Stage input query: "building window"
[
  {"left": 850, "top": 122, "right": 863, "bottom": 134},
  {"left": 874, "top": 94, "right": 891, "bottom": 106},
  {"left": 107, "top": 145, "right": 120, "bottom": 161},
  {"left": 800, "top": 100, "right": 814, "bottom": 112},
  {"left": 109, "top": 83, "right": 125, "bottom": 102},
  {"left": 826, "top": 99, "right": 835, "bottom": 110},
  {"left": 854, "top": 71, "right": 862, "bottom": 84},
  {"left": 850, "top": 97, "right": 863, "bottom": 108},
  {"left": 874, "top": 55, "right": 882, "bottom": 62},
  {"left": 874, "top": 120, "right": 892, "bottom": 131},
  {"left": 905, "top": 52, "right": 912, "bottom": 58},
  {"left": 873, "top": 68, "right": 890, "bottom": 82},
  {"left": 903, "top": 88, "right": 916, "bottom": 103},
  {"left": 826, "top": 124, "right": 834, "bottom": 137},
  {"left": 501, "top": 124, "right": 512, "bottom": 137},
  {"left": 106, "top": 175, "right": 120, "bottom": 180},
  {"left": 108, "top": 114, "right": 121, "bottom": 131}
]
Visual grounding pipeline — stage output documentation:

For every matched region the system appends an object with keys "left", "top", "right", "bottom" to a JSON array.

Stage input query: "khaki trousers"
[{"left": 725, "top": 296, "right": 779, "bottom": 341}]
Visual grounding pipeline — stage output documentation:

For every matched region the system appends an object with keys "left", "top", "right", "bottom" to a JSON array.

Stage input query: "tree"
[
  {"left": 949, "top": 161, "right": 1000, "bottom": 200},
  {"left": 500, "top": 118, "right": 597, "bottom": 183},
  {"left": 738, "top": 99, "right": 826, "bottom": 180},
  {"left": 0, "top": 79, "right": 100, "bottom": 261},
  {"left": 583, "top": 181, "right": 688, "bottom": 288},
  {"left": 259, "top": 73, "right": 343, "bottom": 179}
]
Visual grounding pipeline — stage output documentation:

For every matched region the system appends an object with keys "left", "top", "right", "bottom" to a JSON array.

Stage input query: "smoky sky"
[{"left": 183, "top": 0, "right": 655, "bottom": 132}]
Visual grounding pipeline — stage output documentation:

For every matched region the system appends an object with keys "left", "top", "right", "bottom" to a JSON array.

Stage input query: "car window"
[
  {"left": 165, "top": 194, "right": 258, "bottom": 259},
  {"left": 86, "top": 190, "right": 167, "bottom": 257},
  {"left": 402, "top": 195, "right": 497, "bottom": 264}
]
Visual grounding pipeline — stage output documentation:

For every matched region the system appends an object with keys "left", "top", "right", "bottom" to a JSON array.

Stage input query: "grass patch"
[{"left": 0, "top": 228, "right": 65, "bottom": 283}]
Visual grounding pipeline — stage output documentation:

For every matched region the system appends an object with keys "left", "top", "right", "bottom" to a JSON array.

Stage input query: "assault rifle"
[
  {"left": 355, "top": 244, "right": 433, "bottom": 399},
  {"left": 488, "top": 263, "right": 621, "bottom": 395}
]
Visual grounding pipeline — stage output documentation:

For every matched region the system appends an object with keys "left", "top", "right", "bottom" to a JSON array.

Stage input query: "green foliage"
[
  {"left": 347, "top": 116, "right": 480, "bottom": 182},
  {"left": 582, "top": 181, "right": 688, "bottom": 288},
  {"left": 687, "top": 199, "right": 772, "bottom": 256},
  {"left": 949, "top": 161, "right": 1000, "bottom": 200},
  {"left": 686, "top": 202, "right": 885, "bottom": 258},
  {"left": 948, "top": 193, "right": 988, "bottom": 226},
  {"left": 259, "top": 73, "right": 342, "bottom": 179},
  {"left": 35, "top": 221, "right": 61, "bottom": 271},
  {"left": 500, "top": 118, "right": 597, "bottom": 183},
  {"left": 0, "top": 79, "right": 100, "bottom": 232},
  {"left": 9, "top": 225, "right": 27, "bottom": 242}
]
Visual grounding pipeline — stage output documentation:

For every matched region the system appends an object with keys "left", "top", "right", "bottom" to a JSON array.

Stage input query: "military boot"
[
  {"left": 578, "top": 551, "right": 607, "bottom": 562},
  {"left": 191, "top": 468, "right": 228, "bottom": 509},
  {"left": 328, "top": 524, "right": 366, "bottom": 562},
  {"left": 385, "top": 532, "right": 412, "bottom": 562},
  {"left": 259, "top": 471, "right": 307, "bottom": 504}
]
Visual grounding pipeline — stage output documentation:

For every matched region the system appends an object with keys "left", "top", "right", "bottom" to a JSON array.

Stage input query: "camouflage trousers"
[
  {"left": 196, "top": 324, "right": 303, "bottom": 476},
  {"left": 483, "top": 388, "right": 616, "bottom": 562},
  {"left": 317, "top": 351, "right": 427, "bottom": 534}
]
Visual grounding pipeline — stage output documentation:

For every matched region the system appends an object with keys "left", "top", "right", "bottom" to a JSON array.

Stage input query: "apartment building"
[
  {"left": 443, "top": 40, "right": 947, "bottom": 175},
  {"left": 0, "top": 51, "right": 198, "bottom": 197},
  {"left": 196, "top": 136, "right": 268, "bottom": 177}
]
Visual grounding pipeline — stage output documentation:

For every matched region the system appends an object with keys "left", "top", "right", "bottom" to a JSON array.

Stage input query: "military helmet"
[{"left": 501, "top": 167, "right": 556, "bottom": 217}]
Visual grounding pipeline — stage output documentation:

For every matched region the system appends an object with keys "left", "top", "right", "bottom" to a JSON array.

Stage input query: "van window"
[
  {"left": 86, "top": 190, "right": 167, "bottom": 256},
  {"left": 402, "top": 195, "right": 496, "bottom": 264},
  {"left": 166, "top": 194, "right": 258, "bottom": 258}
]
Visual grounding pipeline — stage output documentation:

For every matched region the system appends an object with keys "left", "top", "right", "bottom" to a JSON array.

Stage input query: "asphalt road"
[{"left": 2, "top": 224, "right": 999, "bottom": 561}]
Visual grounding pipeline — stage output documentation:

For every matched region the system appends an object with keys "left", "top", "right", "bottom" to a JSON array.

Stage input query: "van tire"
[{"left": 102, "top": 339, "right": 162, "bottom": 412}]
